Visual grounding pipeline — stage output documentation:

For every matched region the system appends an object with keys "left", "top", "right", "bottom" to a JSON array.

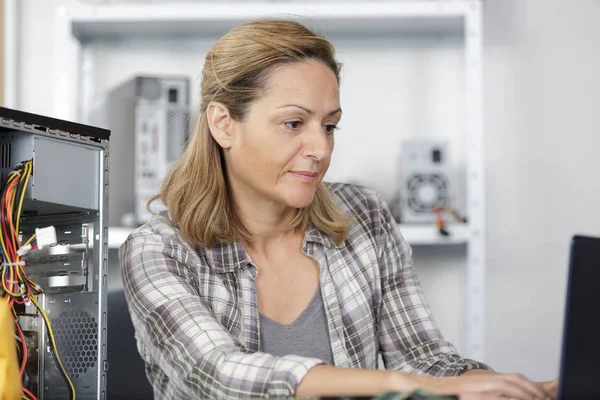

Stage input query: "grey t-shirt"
[{"left": 259, "top": 288, "right": 335, "bottom": 364}]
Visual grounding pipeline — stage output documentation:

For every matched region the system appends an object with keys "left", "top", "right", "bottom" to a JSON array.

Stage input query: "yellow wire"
[
  {"left": 30, "top": 295, "right": 76, "bottom": 400},
  {"left": 2, "top": 162, "right": 60, "bottom": 400},
  {"left": 5, "top": 172, "right": 19, "bottom": 184},
  {"left": 1, "top": 266, "right": 25, "bottom": 297},
  {"left": 0, "top": 232, "right": 10, "bottom": 265},
  {"left": 22, "top": 233, "right": 36, "bottom": 248},
  {"left": 15, "top": 162, "right": 32, "bottom": 238},
  {"left": 1, "top": 278, "right": 12, "bottom": 295},
  {"left": 8, "top": 173, "right": 19, "bottom": 250},
  {"left": 1, "top": 170, "right": 21, "bottom": 263},
  {"left": 0, "top": 163, "right": 34, "bottom": 300},
  {"left": 2, "top": 281, "right": 24, "bottom": 297},
  {"left": 0, "top": 180, "right": 16, "bottom": 264},
  {"left": 0, "top": 162, "right": 31, "bottom": 260},
  {"left": 1, "top": 262, "right": 23, "bottom": 297}
]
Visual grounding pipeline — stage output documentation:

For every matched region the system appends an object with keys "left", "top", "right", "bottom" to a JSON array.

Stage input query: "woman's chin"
[{"left": 283, "top": 190, "right": 316, "bottom": 209}]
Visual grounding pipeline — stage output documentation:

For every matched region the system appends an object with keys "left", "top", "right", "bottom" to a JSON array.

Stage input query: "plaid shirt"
[{"left": 119, "top": 182, "right": 489, "bottom": 399}]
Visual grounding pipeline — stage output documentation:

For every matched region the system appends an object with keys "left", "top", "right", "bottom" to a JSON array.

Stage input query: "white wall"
[
  {"left": 483, "top": 0, "right": 600, "bottom": 379},
  {"left": 14, "top": 0, "right": 600, "bottom": 382}
]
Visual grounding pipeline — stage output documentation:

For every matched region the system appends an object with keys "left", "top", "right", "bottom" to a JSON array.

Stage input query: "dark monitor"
[{"left": 558, "top": 235, "right": 600, "bottom": 399}]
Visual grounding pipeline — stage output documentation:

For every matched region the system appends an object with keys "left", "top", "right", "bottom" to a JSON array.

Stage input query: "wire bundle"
[
  {"left": 0, "top": 160, "right": 76, "bottom": 400},
  {"left": 1, "top": 161, "right": 39, "bottom": 305},
  {"left": 433, "top": 206, "right": 468, "bottom": 237}
]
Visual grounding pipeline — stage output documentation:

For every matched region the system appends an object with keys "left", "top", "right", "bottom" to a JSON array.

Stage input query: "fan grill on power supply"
[{"left": 406, "top": 173, "right": 448, "bottom": 214}]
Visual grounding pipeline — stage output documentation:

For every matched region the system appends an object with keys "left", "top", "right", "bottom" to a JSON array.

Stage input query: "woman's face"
[{"left": 225, "top": 60, "right": 341, "bottom": 210}]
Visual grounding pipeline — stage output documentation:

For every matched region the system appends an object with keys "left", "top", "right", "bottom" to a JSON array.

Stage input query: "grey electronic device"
[
  {"left": 399, "top": 139, "right": 451, "bottom": 224},
  {"left": 89, "top": 75, "right": 191, "bottom": 227},
  {"left": 0, "top": 106, "right": 110, "bottom": 400}
]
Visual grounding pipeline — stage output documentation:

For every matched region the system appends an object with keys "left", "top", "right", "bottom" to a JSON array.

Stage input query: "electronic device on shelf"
[
  {"left": 399, "top": 139, "right": 451, "bottom": 224},
  {"left": 89, "top": 75, "right": 191, "bottom": 227}
]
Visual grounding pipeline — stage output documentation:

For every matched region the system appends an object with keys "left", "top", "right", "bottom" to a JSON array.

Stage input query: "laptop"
[{"left": 557, "top": 235, "right": 600, "bottom": 399}]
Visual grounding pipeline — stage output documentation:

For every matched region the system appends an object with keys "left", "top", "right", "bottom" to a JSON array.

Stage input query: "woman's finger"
[
  {"left": 459, "top": 393, "right": 507, "bottom": 400},
  {"left": 503, "top": 373, "right": 548, "bottom": 399}
]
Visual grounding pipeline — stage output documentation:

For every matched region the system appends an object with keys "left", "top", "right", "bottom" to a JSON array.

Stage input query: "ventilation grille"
[
  {"left": 166, "top": 109, "right": 189, "bottom": 162},
  {"left": 50, "top": 310, "right": 98, "bottom": 379},
  {"left": 406, "top": 173, "right": 449, "bottom": 214},
  {"left": 1, "top": 143, "right": 11, "bottom": 169}
]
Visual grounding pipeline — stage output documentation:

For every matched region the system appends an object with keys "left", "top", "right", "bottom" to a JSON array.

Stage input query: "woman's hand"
[
  {"left": 296, "top": 365, "right": 558, "bottom": 399},
  {"left": 537, "top": 379, "right": 559, "bottom": 399},
  {"left": 399, "top": 370, "right": 554, "bottom": 400}
]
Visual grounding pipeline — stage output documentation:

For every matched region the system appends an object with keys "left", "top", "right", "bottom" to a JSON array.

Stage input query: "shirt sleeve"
[
  {"left": 375, "top": 199, "right": 492, "bottom": 376},
  {"left": 119, "top": 227, "right": 324, "bottom": 399}
]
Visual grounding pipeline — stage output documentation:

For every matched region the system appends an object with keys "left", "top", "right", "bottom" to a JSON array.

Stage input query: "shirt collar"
[{"left": 204, "top": 223, "right": 346, "bottom": 274}]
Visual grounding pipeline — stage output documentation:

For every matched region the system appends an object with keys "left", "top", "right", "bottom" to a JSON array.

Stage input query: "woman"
[{"left": 120, "top": 19, "right": 557, "bottom": 399}]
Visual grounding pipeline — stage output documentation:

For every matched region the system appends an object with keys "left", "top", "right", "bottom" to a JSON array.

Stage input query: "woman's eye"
[
  {"left": 285, "top": 120, "right": 302, "bottom": 130},
  {"left": 324, "top": 124, "right": 339, "bottom": 135}
]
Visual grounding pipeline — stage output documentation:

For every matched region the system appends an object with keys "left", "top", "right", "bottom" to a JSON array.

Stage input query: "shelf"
[
  {"left": 108, "top": 223, "right": 469, "bottom": 249},
  {"left": 397, "top": 223, "right": 469, "bottom": 246},
  {"left": 60, "top": 0, "right": 484, "bottom": 360},
  {"left": 65, "top": 1, "right": 470, "bottom": 41}
]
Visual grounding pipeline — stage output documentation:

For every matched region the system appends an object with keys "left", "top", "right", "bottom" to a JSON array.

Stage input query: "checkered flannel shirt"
[{"left": 119, "top": 182, "right": 490, "bottom": 399}]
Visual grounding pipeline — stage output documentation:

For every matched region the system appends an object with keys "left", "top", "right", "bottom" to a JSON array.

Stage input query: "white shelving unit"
[
  {"left": 108, "top": 224, "right": 470, "bottom": 250},
  {"left": 51, "top": 0, "right": 485, "bottom": 361}
]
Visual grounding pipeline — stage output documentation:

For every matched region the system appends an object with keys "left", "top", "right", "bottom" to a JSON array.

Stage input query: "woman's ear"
[{"left": 207, "top": 102, "right": 233, "bottom": 149}]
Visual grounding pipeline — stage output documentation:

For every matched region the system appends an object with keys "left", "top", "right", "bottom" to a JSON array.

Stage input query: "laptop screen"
[{"left": 559, "top": 235, "right": 600, "bottom": 399}]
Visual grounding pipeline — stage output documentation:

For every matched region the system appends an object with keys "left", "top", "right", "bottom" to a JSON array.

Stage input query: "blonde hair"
[{"left": 149, "top": 19, "right": 352, "bottom": 247}]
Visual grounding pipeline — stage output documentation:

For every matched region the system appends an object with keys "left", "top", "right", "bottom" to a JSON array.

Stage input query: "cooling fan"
[
  {"left": 405, "top": 172, "right": 449, "bottom": 215},
  {"left": 399, "top": 140, "right": 451, "bottom": 224}
]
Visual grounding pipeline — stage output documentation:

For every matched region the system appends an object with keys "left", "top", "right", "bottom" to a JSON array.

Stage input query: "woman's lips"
[{"left": 289, "top": 171, "right": 318, "bottom": 182}]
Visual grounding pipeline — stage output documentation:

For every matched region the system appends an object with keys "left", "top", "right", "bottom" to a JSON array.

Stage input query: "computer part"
[
  {"left": 0, "top": 106, "right": 109, "bottom": 400},
  {"left": 89, "top": 75, "right": 190, "bottom": 227},
  {"left": 557, "top": 235, "right": 600, "bottom": 399},
  {"left": 399, "top": 140, "right": 451, "bottom": 224}
]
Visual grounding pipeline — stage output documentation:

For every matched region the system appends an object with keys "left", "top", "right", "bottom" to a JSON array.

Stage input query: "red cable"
[
  {"left": 22, "top": 387, "right": 38, "bottom": 400},
  {"left": 6, "top": 182, "right": 19, "bottom": 258},
  {"left": 2, "top": 181, "right": 17, "bottom": 261}
]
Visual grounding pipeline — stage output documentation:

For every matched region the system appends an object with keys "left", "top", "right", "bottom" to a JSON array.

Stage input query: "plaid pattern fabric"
[{"left": 119, "top": 182, "right": 490, "bottom": 399}]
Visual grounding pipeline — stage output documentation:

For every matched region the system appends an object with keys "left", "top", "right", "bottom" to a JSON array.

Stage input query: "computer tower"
[
  {"left": 89, "top": 75, "right": 190, "bottom": 227},
  {"left": 0, "top": 106, "right": 109, "bottom": 400},
  {"left": 399, "top": 139, "right": 451, "bottom": 224}
]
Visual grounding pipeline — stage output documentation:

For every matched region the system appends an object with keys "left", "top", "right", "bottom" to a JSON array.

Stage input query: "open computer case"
[{"left": 0, "top": 107, "right": 109, "bottom": 400}]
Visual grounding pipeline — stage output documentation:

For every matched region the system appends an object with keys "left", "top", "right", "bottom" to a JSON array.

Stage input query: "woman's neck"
[{"left": 233, "top": 198, "right": 300, "bottom": 256}]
